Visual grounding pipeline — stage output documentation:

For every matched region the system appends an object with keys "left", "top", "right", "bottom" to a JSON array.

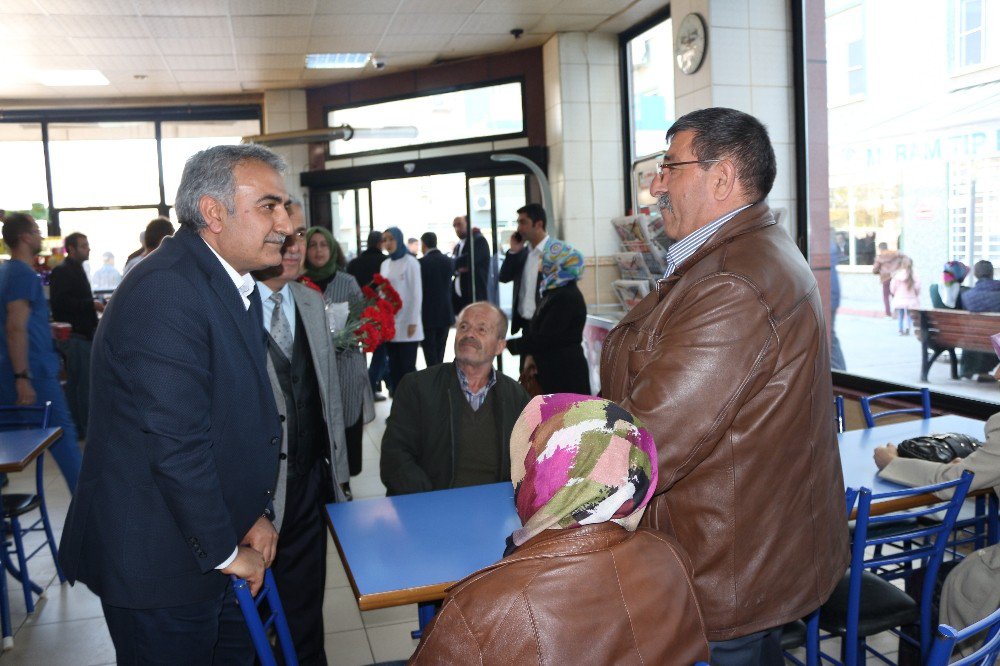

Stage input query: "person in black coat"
[
  {"left": 498, "top": 204, "right": 549, "bottom": 335},
  {"left": 507, "top": 239, "right": 591, "bottom": 395},
  {"left": 419, "top": 231, "right": 455, "bottom": 367},
  {"left": 451, "top": 215, "right": 490, "bottom": 315}
]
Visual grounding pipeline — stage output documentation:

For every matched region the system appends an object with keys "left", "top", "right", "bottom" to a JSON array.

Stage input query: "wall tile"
[
  {"left": 560, "top": 178, "right": 595, "bottom": 223},
  {"left": 675, "top": 86, "right": 714, "bottom": 116},
  {"left": 560, "top": 140, "right": 592, "bottom": 181},
  {"left": 560, "top": 101, "right": 591, "bottom": 142},
  {"left": 770, "top": 141, "right": 796, "bottom": 202},
  {"left": 709, "top": 27, "right": 751, "bottom": 85},
  {"left": 710, "top": 0, "right": 749, "bottom": 28},
  {"left": 749, "top": 29, "right": 792, "bottom": 87},
  {"left": 558, "top": 32, "right": 588, "bottom": 64},
  {"left": 588, "top": 102, "right": 622, "bottom": 143},
  {"left": 588, "top": 64, "right": 619, "bottom": 104},
  {"left": 560, "top": 63, "right": 591, "bottom": 103},
  {"left": 748, "top": 0, "right": 789, "bottom": 31},
  {"left": 712, "top": 84, "right": 752, "bottom": 112},
  {"left": 584, "top": 32, "right": 619, "bottom": 65},
  {"left": 751, "top": 85, "right": 793, "bottom": 143}
]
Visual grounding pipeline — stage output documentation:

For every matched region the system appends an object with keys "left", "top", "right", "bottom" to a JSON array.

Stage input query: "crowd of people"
[{"left": 0, "top": 106, "right": 997, "bottom": 665}]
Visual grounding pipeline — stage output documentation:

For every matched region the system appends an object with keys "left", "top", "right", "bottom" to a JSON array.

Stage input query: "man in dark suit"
[
  {"left": 255, "top": 203, "right": 349, "bottom": 665},
  {"left": 59, "top": 144, "right": 292, "bottom": 664},
  {"left": 498, "top": 204, "right": 548, "bottom": 336},
  {"left": 450, "top": 215, "right": 490, "bottom": 315},
  {"left": 419, "top": 231, "right": 455, "bottom": 367}
]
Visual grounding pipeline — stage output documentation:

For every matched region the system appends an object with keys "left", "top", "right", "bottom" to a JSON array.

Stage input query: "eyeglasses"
[{"left": 655, "top": 159, "right": 721, "bottom": 176}]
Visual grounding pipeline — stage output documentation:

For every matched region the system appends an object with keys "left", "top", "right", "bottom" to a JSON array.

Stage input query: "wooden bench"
[{"left": 911, "top": 308, "right": 1000, "bottom": 381}]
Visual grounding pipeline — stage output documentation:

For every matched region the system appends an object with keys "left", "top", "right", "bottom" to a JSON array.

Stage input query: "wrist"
[{"left": 13, "top": 370, "right": 33, "bottom": 381}]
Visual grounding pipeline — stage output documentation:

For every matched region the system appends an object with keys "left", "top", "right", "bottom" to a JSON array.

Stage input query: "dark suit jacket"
[
  {"left": 420, "top": 249, "right": 455, "bottom": 328},
  {"left": 507, "top": 282, "right": 590, "bottom": 395},
  {"left": 347, "top": 249, "right": 386, "bottom": 290},
  {"left": 59, "top": 227, "right": 282, "bottom": 609},
  {"left": 498, "top": 248, "right": 530, "bottom": 334},
  {"left": 48, "top": 256, "right": 98, "bottom": 338},
  {"left": 451, "top": 231, "right": 490, "bottom": 314}
]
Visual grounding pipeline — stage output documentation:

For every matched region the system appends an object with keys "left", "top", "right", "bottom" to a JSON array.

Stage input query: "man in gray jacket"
[{"left": 254, "top": 206, "right": 348, "bottom": 665}]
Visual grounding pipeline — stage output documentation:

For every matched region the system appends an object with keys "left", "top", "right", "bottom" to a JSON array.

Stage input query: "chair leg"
[
  {"left": 37, "top": 503, "right": 65, "bottom": 583},
  {"left": 9, "top": 517, "right": 34, "bottom": 614},
  {"left": 805, "top": 609, "right": 819, "bottom": 666},
  {"left": 0, "top": 532, "right": 11, "bottom": 650}
]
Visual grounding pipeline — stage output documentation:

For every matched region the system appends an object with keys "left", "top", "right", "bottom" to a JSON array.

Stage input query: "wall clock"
[{"left": 675, "top": 12, "right": 707, "bottom": 75}]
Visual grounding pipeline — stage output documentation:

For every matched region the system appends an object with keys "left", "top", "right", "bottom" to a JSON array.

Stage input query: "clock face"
[{"left": 675, "top": 13, "right": 707, "bottom": 75}]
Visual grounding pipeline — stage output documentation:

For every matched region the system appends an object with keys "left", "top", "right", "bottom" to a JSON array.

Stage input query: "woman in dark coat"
[{"left": 507, "top": 239, "right": 591, "bottom": 395}]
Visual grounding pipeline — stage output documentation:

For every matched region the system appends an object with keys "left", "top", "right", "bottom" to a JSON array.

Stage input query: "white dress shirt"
[{"left": 518, "top": 234, "right": 549, "bottom": 320}]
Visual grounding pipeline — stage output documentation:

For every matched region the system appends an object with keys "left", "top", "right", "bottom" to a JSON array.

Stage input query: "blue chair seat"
[
  {"left": 2, "top": 493, "right": 42, "bottom": 516},
  {"left": 820, "top": 570, "right": 918, "bottom": 636}
]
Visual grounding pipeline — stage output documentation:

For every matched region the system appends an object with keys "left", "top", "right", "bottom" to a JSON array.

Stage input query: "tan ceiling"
[{"left": 0, "top": 0, "right": 666, "bottom": 103}]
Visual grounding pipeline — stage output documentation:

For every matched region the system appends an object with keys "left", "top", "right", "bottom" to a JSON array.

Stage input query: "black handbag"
[{"left": 896, "top": 432, "right": 982, "bottom": 463}]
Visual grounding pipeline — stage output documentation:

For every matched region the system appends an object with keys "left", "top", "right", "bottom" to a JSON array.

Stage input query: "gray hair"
[{"left": 173, "top": 144, "right": 286, "bottom": 231}]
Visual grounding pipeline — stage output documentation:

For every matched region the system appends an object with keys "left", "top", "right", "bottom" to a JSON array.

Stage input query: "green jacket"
[{"left": 380, "top": 363, "right": 531, "bottom": 496}]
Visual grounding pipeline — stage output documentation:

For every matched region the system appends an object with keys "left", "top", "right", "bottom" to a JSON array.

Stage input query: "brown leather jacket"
[
  {"left": 600, "top": 203, "right": 849, "bottom": 642},
  {"left": 409, "top": 523, "right": 710, "bottom": 665}
]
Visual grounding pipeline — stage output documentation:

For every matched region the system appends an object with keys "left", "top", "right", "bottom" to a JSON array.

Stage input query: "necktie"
[{"left": 269, "top": 292, "right": 293, "bottom": 360}]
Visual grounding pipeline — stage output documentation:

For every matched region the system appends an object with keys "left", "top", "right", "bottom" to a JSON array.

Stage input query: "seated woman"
[
  {"left": 410, "top": 394, "right": 709, "bottom": 665},
  {"left": 874, "top": 395, "right": 1000, "bottom": 656}
]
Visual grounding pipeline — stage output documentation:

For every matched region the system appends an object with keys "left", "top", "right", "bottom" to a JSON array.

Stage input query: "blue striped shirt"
[
  {"left": 663, "top": 203, "right": 754, "bottom": 278},
  {"left": 456, "top": 365, "right": 497, "bottom": 411}
]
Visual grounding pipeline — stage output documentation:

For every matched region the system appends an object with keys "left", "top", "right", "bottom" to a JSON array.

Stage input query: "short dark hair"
[
  {"left": 666, "top": 107, "right": 777, "bottom": 201},
  {"left": 974, "top": 260, "right": 994, "bottom": 280},
  {"left": 145, "top": 218, "right": 175, "bottom": 251},
  {"left": 64, "top": 232, "right": 87, "bottom": 251},
  {"left": 420, "top": 232, "right": 437, "bottom": 249},
  {"left": 517, "top": 203, "right": 547, "bottom": 229},
  {"left": 173, "top": 144, "right": 286, "bottom": 231},
  {"left": 366, "top": 230, "right": 382, "bottom": 250},
  {"left": 2, "top": 212, "right": 37, "bottom": 249}
]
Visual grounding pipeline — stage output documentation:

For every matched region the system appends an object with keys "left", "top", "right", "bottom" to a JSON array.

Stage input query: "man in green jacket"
[{"left": 381, "top": 302, "right": 531, "bottom": 495}]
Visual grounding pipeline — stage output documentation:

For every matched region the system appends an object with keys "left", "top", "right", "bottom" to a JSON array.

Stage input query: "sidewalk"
[{"left": 835, "top": 298, "right": 1000, "bottom": 404}]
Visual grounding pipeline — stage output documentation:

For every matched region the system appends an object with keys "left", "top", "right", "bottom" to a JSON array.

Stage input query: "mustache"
[
  {"left": 265, "top": 233, "right": 287, "bottom": 245},
  {"left": 657, "top": 193, "right": 673, "bottom": 213},
  {"left": 457, "top": 336, "right": 481, "bottom": 349}
]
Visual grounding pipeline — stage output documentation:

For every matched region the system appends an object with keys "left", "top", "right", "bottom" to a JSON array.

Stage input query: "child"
[{"left": 890, "top": 256, "right": 921, "bottom": 335}]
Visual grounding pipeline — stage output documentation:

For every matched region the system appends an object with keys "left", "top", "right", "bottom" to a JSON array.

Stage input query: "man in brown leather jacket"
[{"left": 600, "top": 107, "right": 849, "bottom": 664}]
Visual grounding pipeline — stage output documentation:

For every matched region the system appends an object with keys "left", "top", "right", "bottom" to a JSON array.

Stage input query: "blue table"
[
  {"left": 325, "top": 482, "right": 519, "bottom": 611},
  {"left": 0, "top": 427, "right": 62, "bottom": 473}
]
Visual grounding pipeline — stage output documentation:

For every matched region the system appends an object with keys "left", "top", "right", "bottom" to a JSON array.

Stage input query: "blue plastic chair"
[
  {"left": 860, "top": 388, "right": 932, "bottom": 428},
  {"left": 925, "top": 605, "right": 1000, "bottom": 665},
  {"left": 231, "top": 569, "right": 298, "bottom": 666},
  {"left": 0, "top": 402, "right": 63, "bottom": 649},
  {"left": 835, "top": 395, "right": 846, "bottom": 433},
  {"left": 818, "top": 471, "right": 974, "bottom": 666}
]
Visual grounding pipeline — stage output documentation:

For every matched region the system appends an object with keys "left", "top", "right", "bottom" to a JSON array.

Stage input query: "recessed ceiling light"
[
  {"left": 305, "top": 53, "right": 372, "bottom": 69},
  {"left": 36, "top": 69, "right": 110, "bottom": 87}
]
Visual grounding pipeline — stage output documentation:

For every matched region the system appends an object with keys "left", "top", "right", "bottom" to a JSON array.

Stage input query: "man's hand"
[
  {"left": 873, "top": 443, "right": 898, "bottom": 470},
  {"left": 15, "top": 379, "right": 36, "bottom": 406},
  {"left": 94, "top": 300, "right": 106, "bottom": 313},
  {"left": 221, "top": 545, "right": 267, "bottom": 595},
  {"left": 241, "top": 515, "right": 278, "bottom": 568},
  {"left": 509, "top": 235, "right": 524, "bottom": 253},
  {"left": 407, "top": 324, "right": 417, "bottom": 337}
]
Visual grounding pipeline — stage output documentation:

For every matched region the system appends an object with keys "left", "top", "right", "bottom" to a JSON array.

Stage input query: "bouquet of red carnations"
[{"left": 329, "top": 274, "right": 402, "bottom": 353}]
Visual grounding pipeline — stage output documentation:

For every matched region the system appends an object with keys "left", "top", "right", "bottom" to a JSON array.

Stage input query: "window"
[
  {"left": 161, "top": 119, "right": 262, "bottom": 205},
  {"left": 0, "top": 123, "right": 48, "bottom": 232},
  {"left": 327, "top": 81, "right": 524, "bottom": 157},
  {"left": 805, "top": 0, "right": 1000, "bottom": 405},
  {"left": 623, "top": 16, "right": 674, "bottom": 161},
  {"left": 958, "top": 0, "right": 984, "bottom": 68}
]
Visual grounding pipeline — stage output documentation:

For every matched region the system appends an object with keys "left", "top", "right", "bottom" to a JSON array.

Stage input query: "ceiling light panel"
[{"left": 305, "top": 53, "right": 371, "bottom": 69}]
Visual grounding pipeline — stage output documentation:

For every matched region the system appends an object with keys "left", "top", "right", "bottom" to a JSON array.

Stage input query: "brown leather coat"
[
  {"left": 409, "top": 523, "right": 710, "bottom": 665},
  {"left": 600, "top": 203, "right": 849, "bottom": 642}
]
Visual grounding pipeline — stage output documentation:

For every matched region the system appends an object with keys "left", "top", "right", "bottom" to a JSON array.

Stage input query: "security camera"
[{"left": 372, "top": 59, "right": 386, "bottom": 70}]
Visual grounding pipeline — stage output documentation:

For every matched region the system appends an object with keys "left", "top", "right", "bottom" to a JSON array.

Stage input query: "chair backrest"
[
  {"left": 0, "top": 402, "right": 51, "bottom": 430},
  {"left": 925, "top": 605, "right": 1000, "bottom": 666},
  {"left": 860, "top": 388, "right": 932, "bottom": 428},
  {"left": 835, "top": 395, "right": 846, "bottom": 433},
  {"left": 847, "top": 470, "right": 974, "bottom": 658},
  {"left": 231, "top": 569, "right": 298, "bottom": 666}
]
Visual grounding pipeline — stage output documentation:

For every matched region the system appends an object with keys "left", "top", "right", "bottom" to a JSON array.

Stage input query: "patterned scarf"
[
  {"left": 539, "top": 239, "right": 584, "bottom": 291},
  {"left": 508, "top": 393, "right": 658, "bottom": 549}
]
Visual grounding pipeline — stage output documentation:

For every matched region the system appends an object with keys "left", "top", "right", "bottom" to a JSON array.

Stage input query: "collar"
[
  {"left": 256, "top": 280, "right": 293, "bottom": 305},
  {"left": 202, "top": 238, "right": 256, "bottom": 308},
  {"left": 530, "top": 234, "right": 550, "bottom": 255},
  {"left": 455, "top": 363, "right": 496, "bottom": 393},
  {"left": 663, "top": 203, "right": 754, "bottom": 278}
]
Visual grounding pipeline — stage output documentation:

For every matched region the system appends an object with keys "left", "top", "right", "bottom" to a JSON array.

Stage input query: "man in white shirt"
[{"left": 498, "top": 203, "right": 549, "bottom": 335}]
